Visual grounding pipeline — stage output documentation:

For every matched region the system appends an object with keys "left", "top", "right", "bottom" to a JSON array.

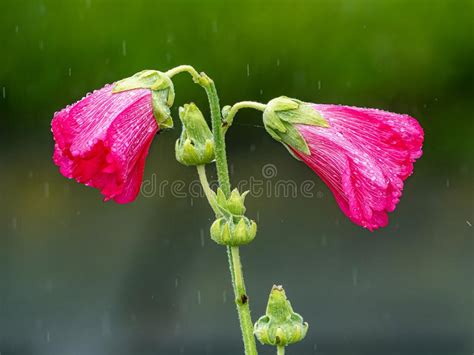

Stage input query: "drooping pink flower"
[
  {"left": 292, "top": 104, "right": 424, "bottom": 230},
  {"left": 51, "top": 84, "right": 158, "bottom": 203}
]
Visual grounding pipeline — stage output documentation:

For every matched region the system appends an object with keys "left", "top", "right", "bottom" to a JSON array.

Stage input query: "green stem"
[
  {"left": 203, "top": 77, "right": 257, "bottom": 355},
  {"left": 231, "top": 246, "right": 256, "bottom": 355},
  {"left": 203, "top": 78, "right": 231, "bottom": 196},
  {"left": 277, "top": 346, "right": 285, "bottom": 355},
  {"left": 196, "top": 165, "right": 219, "bottom": 216},
  {"left": 196, "top": 167, "right": 239, "bottom": 348},
  {"left": 165, "top": 65, "right": 201, "bottom": 82},
  {"left": 224, "top": 101, "right": 267, "bottom": 130},
  {"left": 169, "top": 65, "right": 258, "bottom": 355},
  {"left": 165, "top": 66, "right": 231, "bottom": 197}
]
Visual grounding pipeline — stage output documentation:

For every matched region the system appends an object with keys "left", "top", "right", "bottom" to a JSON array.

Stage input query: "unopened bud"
[
  {"left": 216, "top": 188, "right": 249, "bottom": 216},
  {"left": 210, "top": 216, "right": 257, "bottom": 246},
  {"left": 254, "top": 285, "right": 308, "bottom": 347},
  {"left": 175, "top": 103, "right": 215, "bottom": 166}
]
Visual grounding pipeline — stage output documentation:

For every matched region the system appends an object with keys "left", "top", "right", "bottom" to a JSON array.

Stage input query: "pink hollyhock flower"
[
  {"left": 51, "top": 71, "right": 175, "bottom": 203},
  {"left": 263, "top": 98, "right": 424, "bottom": 230},
  {"left": 52, "top": 84, "right": 158, "bottom": 203}
]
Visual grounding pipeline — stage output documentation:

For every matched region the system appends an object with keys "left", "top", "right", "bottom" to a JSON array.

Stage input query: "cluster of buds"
[
  {"left": 254, "top": 285, "right": 308, "bottom": 348},
  {"left": 210, "top": 188, "right": 257, "bottom": 246},
  {"left": 172, "top": 101, "right": 256, "bottom": 246}
]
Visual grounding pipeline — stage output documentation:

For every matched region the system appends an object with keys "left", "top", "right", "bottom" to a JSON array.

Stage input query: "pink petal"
[
  {"left": 113, "top": 134, "right": 155, "bottom": 204},
  {"left": 51, "top": 84, "right": 158, "bottom": 203},
  {"left": 293, "top": 105, "right": 423, "bottom": 231}
]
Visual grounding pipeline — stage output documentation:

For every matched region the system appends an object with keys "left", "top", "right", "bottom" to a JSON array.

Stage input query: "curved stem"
[
  {"left": 223, "top": 101, "right": 267, "bottom": 132},
  {"left": 196, "top": 165, "right": 219, "bottom": 215},
  {"left": 277, "top": 346, "right": 285, "bottom": 355},
  {"left": 165, "top": 66, "right": 230, "bottom": 198},
  {"left": 165, "top": 65, "right": 201, "bottom": 82}
]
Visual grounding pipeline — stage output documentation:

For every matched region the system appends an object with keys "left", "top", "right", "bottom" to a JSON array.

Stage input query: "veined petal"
[
  {"left": 314, "top": 105, "right": 423, "bottom": 176},
  {"left": 104, "top": 94, "right": 158, "bottom": 202},
  {"left": 293, "top": 105, "right": 423, "bottom": 231},
  {"left": 51, "top": 83, "right": 158, "bottom": 203}
]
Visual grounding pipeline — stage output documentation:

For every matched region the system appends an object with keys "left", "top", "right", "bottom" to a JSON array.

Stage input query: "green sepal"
[
  {"left": 254, "top": 285, "right": 308, "bottom": 347},
  {"left": 263, "top": 96, "right": 329, "bottom": 156},
  {"left": 264, "top": 110, "right": 287, "bottom": 133},
  {"left": 277, "top": 120, "right": 310, "bottom": 155},
  {"left": 210, "top": 187, "right": 255, "bottom": 246},
  {"left": 113, "top": 70, "right": 175, "bottom": 129},
  {"left": 175, "top": 103, "right": 214, "bottom": 166},
  {"left": 179, "top": 103, "right": 213, "bottom": 144},
  {"left": 215, "top": 187, "right": 249, "bottom": 217},
  {"left": 269, "top": 96, "right": 299, "bottom": 111},
  {"left": 113, "top": 70, "right": 175, "bottom": 99},
  {"left": 210, "top": 216, "right": 257, "bottom": 246},
  {"left": 152, "top": 89, "right": 174, "bottom": 129}
]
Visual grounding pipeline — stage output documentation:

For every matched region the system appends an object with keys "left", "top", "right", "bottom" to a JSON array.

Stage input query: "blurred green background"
[{"left": 0, "top": 0, "right": 472, "bottom": 354}]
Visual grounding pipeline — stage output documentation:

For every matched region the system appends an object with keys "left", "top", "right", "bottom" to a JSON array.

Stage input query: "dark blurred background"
[{"left": 0, "top": 0, "right": 472, "bottom": 354}]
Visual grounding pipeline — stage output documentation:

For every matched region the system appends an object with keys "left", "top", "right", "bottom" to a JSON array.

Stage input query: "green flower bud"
[
  {"left": 210, "top": 216, "right": 257, "bottom": 246},
  {"left": 254, "top": 285, "right": 308, "bottom": 347},
  {"left": 216, "top": 188, "right": 249, "bottom": 216},
  {"left": 221, "top": 105, "right": 232, "bottom": 121},
  {"left": 175, "top": 103, "right": 215, "bottom": 166},
  {"left": 113, "top": 70, "right": 175, "bottom": 129},
  {"left": 263, "top": 96, "right": 329, "bottom": 155}
]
